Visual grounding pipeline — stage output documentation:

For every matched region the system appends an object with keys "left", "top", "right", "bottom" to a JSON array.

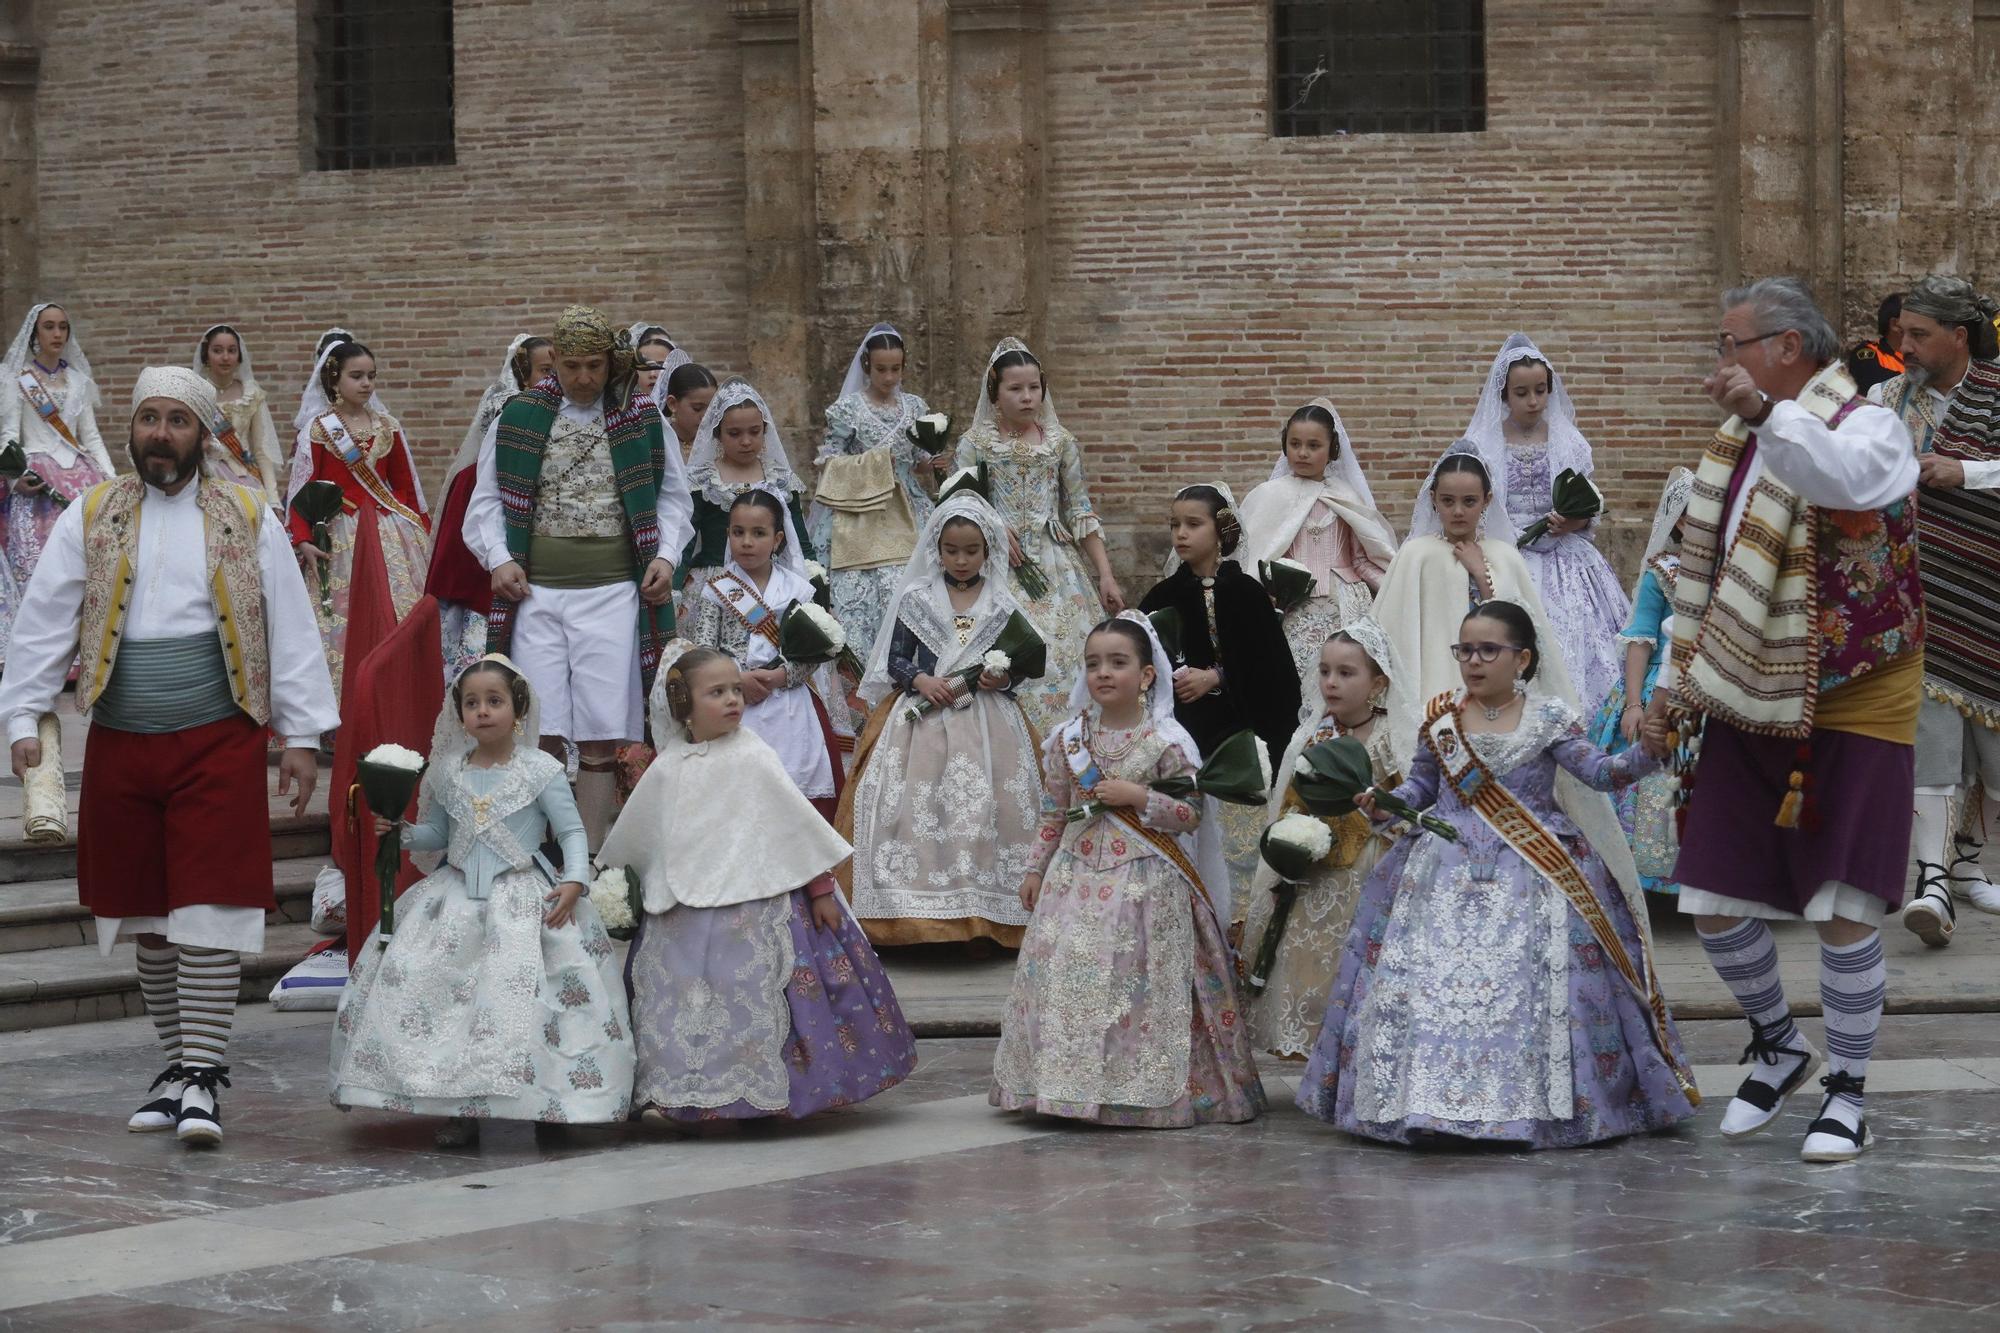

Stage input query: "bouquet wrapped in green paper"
[
  {"left": 906, "top": 412, "right": 953, "bottom": 455},
  {"left": 907, "top": 610, "right": 1048, "bottom": 719},
  {"left": 803, "top": 559, "right": 833, "bottom": 611},
  {"left": 1068, "top": 728, "right": 1272, "bottom": 822},
  {"left": 778, "top": 601, "right": 862, "bottom": 676},
  {"left": 291, "top": 479, "right": 345, "bottom": 613},
  {"left": 355, "top": 744, "right": 427, "bottom": 943},
  {"left": 1515, "top": 468, "right": 1603, "bottom": 547},
  {"left": 1246, "top": 812, "right": 1336, "bottom": 993},
  {"left": 1293, "top": 735, "right": 1457, "bottom": 840},
  {"left": 1147, "top": 606, "right": 1185, "bottom": 665},
  {"left": 1257, "top": 557, "right": 1316, "bottom": 614}
]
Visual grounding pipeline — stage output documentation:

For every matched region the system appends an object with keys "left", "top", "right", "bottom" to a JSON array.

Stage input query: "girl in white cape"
[
  {"left": 836, "top": 481, "right": 1043, "bottom": 949},
  {"left": 603, "top": 644, "right": 918, "bottom": 1124},
  {"left": 331, "top": 656, "right": 634, "bottom": 1147},
  {"left": 1236, "top": 398, "right": 1398, "bottom": 687}
]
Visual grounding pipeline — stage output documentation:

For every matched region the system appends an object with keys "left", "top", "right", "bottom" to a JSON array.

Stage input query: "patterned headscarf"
[
  {"left": 552, "top": 304, "right": 637, "bottom": 397},
  {"left": 1902, "top": 275, "right": 2000, "bottom": 331},
  {"left": 129, "top": 365, "right": 221, "bottom": 427}
]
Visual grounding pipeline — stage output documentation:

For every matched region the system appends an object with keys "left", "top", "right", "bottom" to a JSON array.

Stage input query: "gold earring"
[{"left": 513, "top": 719, "right": 525, "bottom": 735}]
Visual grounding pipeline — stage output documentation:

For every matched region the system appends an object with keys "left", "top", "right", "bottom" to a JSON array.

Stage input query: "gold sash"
[{"left": 1421, "top": 694, "right": 1699, "bottom": 1104}]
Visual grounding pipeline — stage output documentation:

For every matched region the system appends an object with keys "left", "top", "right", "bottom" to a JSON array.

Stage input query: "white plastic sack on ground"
[{"left": 268, "top": 941, "right": 348, "bottom": 1011}]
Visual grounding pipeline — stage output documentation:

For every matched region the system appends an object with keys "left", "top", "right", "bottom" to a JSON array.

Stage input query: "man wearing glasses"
[
  {"left": 1649, "top": 276, "right": 1921, "bottom": 1163},
  {"left": 1868, "top": 275, "right": 2000, "bottom": 942}
]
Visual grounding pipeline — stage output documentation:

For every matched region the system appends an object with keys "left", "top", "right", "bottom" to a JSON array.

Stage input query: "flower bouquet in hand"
[
  {"left": 354, "top": 743, "right": 427, "bottom": 944},
  {"left": 1293, "top": 735, "right": 1457, "bottom": 840},
  {"left": 1246, "top": 813, "right": 1335, "bottom": 993},
  {"left": 1257, "top": 557, "right": 1316, "bottom": 614},
  {"left": 587, "top": 865, "right": 642, "bottom": 943},
  {"left": 290, "top": 479, "right": 345, "bottom": 613},
  {"left": 803, "top": 559, "right": 833, "bottom": 611},
  {"left": 943, "top": 461, "right": 1051, "bottom": 600},
  {"left": 778, "top": 601, "right": 863, "bottom": 677},
  {"left": 1515, "top": 469, "right": 1602, "bottom": 547},
  {"left": 906, "top": 611, "right": 1048, "bottom": 720},
  {"left": 0, "top": 440, "right": 72, "bottom": 510},
  {"left": 907, "top": 412, "right": 953, "bottom": 456},
  {"left": 1069, "top": 728, "right": 1272, "bottom": 822}
]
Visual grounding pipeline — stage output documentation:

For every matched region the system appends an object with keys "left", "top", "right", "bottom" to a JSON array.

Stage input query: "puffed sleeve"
[{"left": 1056, "top": 429, "right": 1102, "bottom": 541}]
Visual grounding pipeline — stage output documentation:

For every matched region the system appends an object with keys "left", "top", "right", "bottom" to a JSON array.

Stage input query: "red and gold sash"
[
  {"left": 707, "top": 569, "right": 783, "bottom": 650},
  {"left": 1060, "top": 715, "right": 1216, "bottom": 918},
  {"left": 1421, "top": 693, "right": 1699, "bottom": 1104},
  {"left": 205, "top": 403, "right": 252, "bottom": 472},
  {"left": 18, "top": 371, "right": 79, "bottom": 449},
  {"left": 315, "top": 411, "right": 425, "bottom": 529}
]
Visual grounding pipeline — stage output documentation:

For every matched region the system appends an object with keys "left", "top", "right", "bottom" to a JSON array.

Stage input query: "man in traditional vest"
[
  {"left": 0, "top": 366, "right": 337, "bottom": 1147},
  {"left": 1868, "top": 275, "right": 2000, "bottom": 946},
  {"left": 466, "top": 305, "right": 692, "bottom": 849},
  {"left": 1649, "top": 277, "right": 1922, "bottom": 1163}
]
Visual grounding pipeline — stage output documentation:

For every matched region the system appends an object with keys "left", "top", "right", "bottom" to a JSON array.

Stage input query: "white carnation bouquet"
[{"left": 588, "top": 865, "right": 640, "bottom": 941}]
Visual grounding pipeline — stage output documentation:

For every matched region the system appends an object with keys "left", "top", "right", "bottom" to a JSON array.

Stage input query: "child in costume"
[
  {"left": 1236, "top": 398, "right": 1398, "bottom": 686},
  {"left": 1242, "top": 619, "right": 1405, "bottom": 1059},
  {"left": 331, "top": 656, "right": 634, "bottom": 1147},
  {"left": 1587, "top": 467, "right": 1694, "bottom": 895},
  {"left": 1296, "top": 600, "right": 1696, "bottom": 1148},
  {"left": 955, "top": 338, "right": 1124, "bottom": 733},
  {"left": 603, "top": 646, "right": 918, "bottom": 1124},
  {"left": 1140, "top": 482, "right": 1300, "bottom": 922},
  {"left": 838, "top": 480, "right": 1043, "bottom": 948},
  {"left": 681, "top": 489, "right": 846, "bottom": 818},
  {"left": 677, "top": 380, "right": 814, "bottom": 618},
  {"left": 991, "top": 612, "right": 1265, "bottom": 1127},
  {"left": 1416, "top": 334, "right": 1632, "bottom": 707}
]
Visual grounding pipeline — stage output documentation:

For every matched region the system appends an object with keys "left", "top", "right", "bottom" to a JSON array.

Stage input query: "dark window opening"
[
  {"left": 313, "top": 0, "right": 455, "bottom": 171},
  {"left": 1273, "top": 1, "right": 1485, "bottom": 137}
]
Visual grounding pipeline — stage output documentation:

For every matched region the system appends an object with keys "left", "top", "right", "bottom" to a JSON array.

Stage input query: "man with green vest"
[{"left": 466, "top": 305, "right": 692, "bottom": 849}]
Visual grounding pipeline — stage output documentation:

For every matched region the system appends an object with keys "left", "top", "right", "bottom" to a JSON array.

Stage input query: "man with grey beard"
[
  {"left": 0, "top": 366, "right": 335, "bottom": 1147},
  {"left": 1872, "top": 275, "right": 2000, "bottom": 944}
]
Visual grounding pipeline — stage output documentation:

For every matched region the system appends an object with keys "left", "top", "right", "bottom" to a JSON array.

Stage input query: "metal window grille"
[
  {"left": 1272, "top": 0, "right": 1485, "bottom": 137},
  {"left": 312, "top": 0, "right": 455, "bottom": 171}
]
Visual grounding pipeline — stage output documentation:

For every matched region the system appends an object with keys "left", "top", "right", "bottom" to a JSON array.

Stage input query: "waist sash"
[
  {"left": 1420, "top": 696, "right": 1699, "bottom": 1104},
  {"left": 526, "top": 535, "right": 632, "bottom": 589},
  {"left": 93, "top": 635, "right": 239, "bottom": 734}
]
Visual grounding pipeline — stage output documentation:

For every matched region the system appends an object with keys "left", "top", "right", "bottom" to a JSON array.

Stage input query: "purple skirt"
[
  {"left": 625, "top": 890, "right": 918, "bottom": 1121},
  {"left": 1672, "top": 719, "right": 1913, "bottom": 911}
]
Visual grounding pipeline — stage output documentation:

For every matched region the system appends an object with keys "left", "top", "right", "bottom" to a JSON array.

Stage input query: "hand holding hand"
[{"left": 1620, "top": 703, "right": 1644, "bottom": 744}]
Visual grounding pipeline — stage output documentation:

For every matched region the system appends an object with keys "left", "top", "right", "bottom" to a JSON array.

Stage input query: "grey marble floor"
[{"left": 2, "top": 1008, "right": 1998, "bottom": 1330}]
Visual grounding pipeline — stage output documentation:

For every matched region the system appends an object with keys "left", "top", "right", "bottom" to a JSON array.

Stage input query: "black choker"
[{"left": 944, "top": 572, "right": 984, "bottom": 590}]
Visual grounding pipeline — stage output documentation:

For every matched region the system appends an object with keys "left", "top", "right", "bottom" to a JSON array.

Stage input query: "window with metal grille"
[
  {"left": 1272, "top": 1, "right": 1485, "bottom": 137},
  {"left": 311, "top": 0, "right": 455, "bottom": 171}
]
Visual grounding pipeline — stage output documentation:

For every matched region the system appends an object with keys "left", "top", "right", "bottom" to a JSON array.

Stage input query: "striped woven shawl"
[{"left": 1912, "top": 357, "right": 2000, "bottom": 727}]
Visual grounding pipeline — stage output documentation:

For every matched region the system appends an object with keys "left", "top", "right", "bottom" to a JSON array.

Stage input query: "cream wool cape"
[{"left": 600, "top": 723, "right": 852, "bottom": 915}]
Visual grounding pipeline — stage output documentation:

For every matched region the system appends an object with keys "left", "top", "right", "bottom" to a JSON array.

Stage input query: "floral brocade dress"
[
  {"left": 955, "top": 423, "right": 1105, "bottom": 736},
  {"left": 991, "top": 720, "right": 1266, "bottom": 1127},
  {"left": 0, "top": 367, "right": 110, "bottom": 664},
  {"left": 1296, "top": 695, "right": 1696, "bottom": 1149},
  {"left": 330, "top": 750, "right": 634, "bottom": 1124},
  {"left": 1241, "top": 716, "right": 1399, "bottom": 1059}
]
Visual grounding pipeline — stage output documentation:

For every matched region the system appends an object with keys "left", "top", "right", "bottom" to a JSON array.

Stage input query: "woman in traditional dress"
[
  {"left": 1236, "top": 398, "right": 1398, "bottom": 689},
  {"left": 0, "top": 302, "right": 114, "bottom": 663},
  {"left": 658, "top": 362, "right": 716, "bottom": 468},
  {"left": 676, "top": 379, "right": 814, "bottom": 617},
  {"left": 1414, "top": 333, "right": 1631, "bottom": 708},
  {"left": 191, "top": 324, "right": 284, "bottom": 509},
  {"left": 286, "top": 339, "right": 431, "bottom": 697},
  {"left": 678, "top": 489, "right": 846, "bottom": 817},
  {"left": 602, "top": 645, "right": 918, "bottom": 1126},
  {"left": 991, "top": 611, "right": 1263, "bottom": 1127},
  {"left": 1587, "top": 467, "right": 1694, "bottom": 896},
  {"left": 332, "top": 656, "right": 634, "bottom": 1147},
  {"left": 1297, "top": 599, "right": 1695, "bottom": 1148},
  {"left": 426, "top": 334, "right": 552, "bottom": 678},
  {"left": 954, "top": 337, "right": 1124, "bottom": 734},
  {"left": 1242, "top": 619, "right": 1407, "bottom": 1059},
  {"left": 837, "top": 484, "right": 1043, "bottom": 949},
  {"left": 811, "top": 322, "right": 941, "bottom": 667}
]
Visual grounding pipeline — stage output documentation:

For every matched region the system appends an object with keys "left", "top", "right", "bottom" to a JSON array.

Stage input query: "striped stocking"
[
  {"left": 135, "top": 942, "right": 182, "bottom": 1063},
  {"left": 176, "top": 946, "right": 241, "bottom": 1069}
]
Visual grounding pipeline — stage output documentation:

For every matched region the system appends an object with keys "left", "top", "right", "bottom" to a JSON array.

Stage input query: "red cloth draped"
[
  {"left": 423, "top": 467, "right": 492, "bottom": 610},
  {"left": 331, "top": 505, "right": 444, "bottom": 958}
]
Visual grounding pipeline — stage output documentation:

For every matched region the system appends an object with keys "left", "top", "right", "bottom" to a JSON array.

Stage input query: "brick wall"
[
  {"left": 32, "top": 0, "right": 1736, "bottom": 587},
  {"left": 1031, "top": 0, "right": 1724, "bottom": 577},
  {"left": 31, "top": 0, "right": 749, "bottom": 490}
]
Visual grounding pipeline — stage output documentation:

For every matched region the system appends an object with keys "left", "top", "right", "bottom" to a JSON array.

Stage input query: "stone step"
[
  {"left": 0, "top": 856, "right": 328, "bottom": 953},
  {"left": 0, "top": 815, "right": 331, "bottom": 885},
  {"left": 0, "top": 921, "right": 328, "bottom": 1033}
]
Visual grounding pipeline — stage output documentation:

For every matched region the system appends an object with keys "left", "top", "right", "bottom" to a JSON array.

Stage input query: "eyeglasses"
[
  {"left": 1449, "top": 641, "right": 1518, "bottom": 664},
  {"left": 1714, "top": 330, "right": 1785, "bottom": 360}
]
